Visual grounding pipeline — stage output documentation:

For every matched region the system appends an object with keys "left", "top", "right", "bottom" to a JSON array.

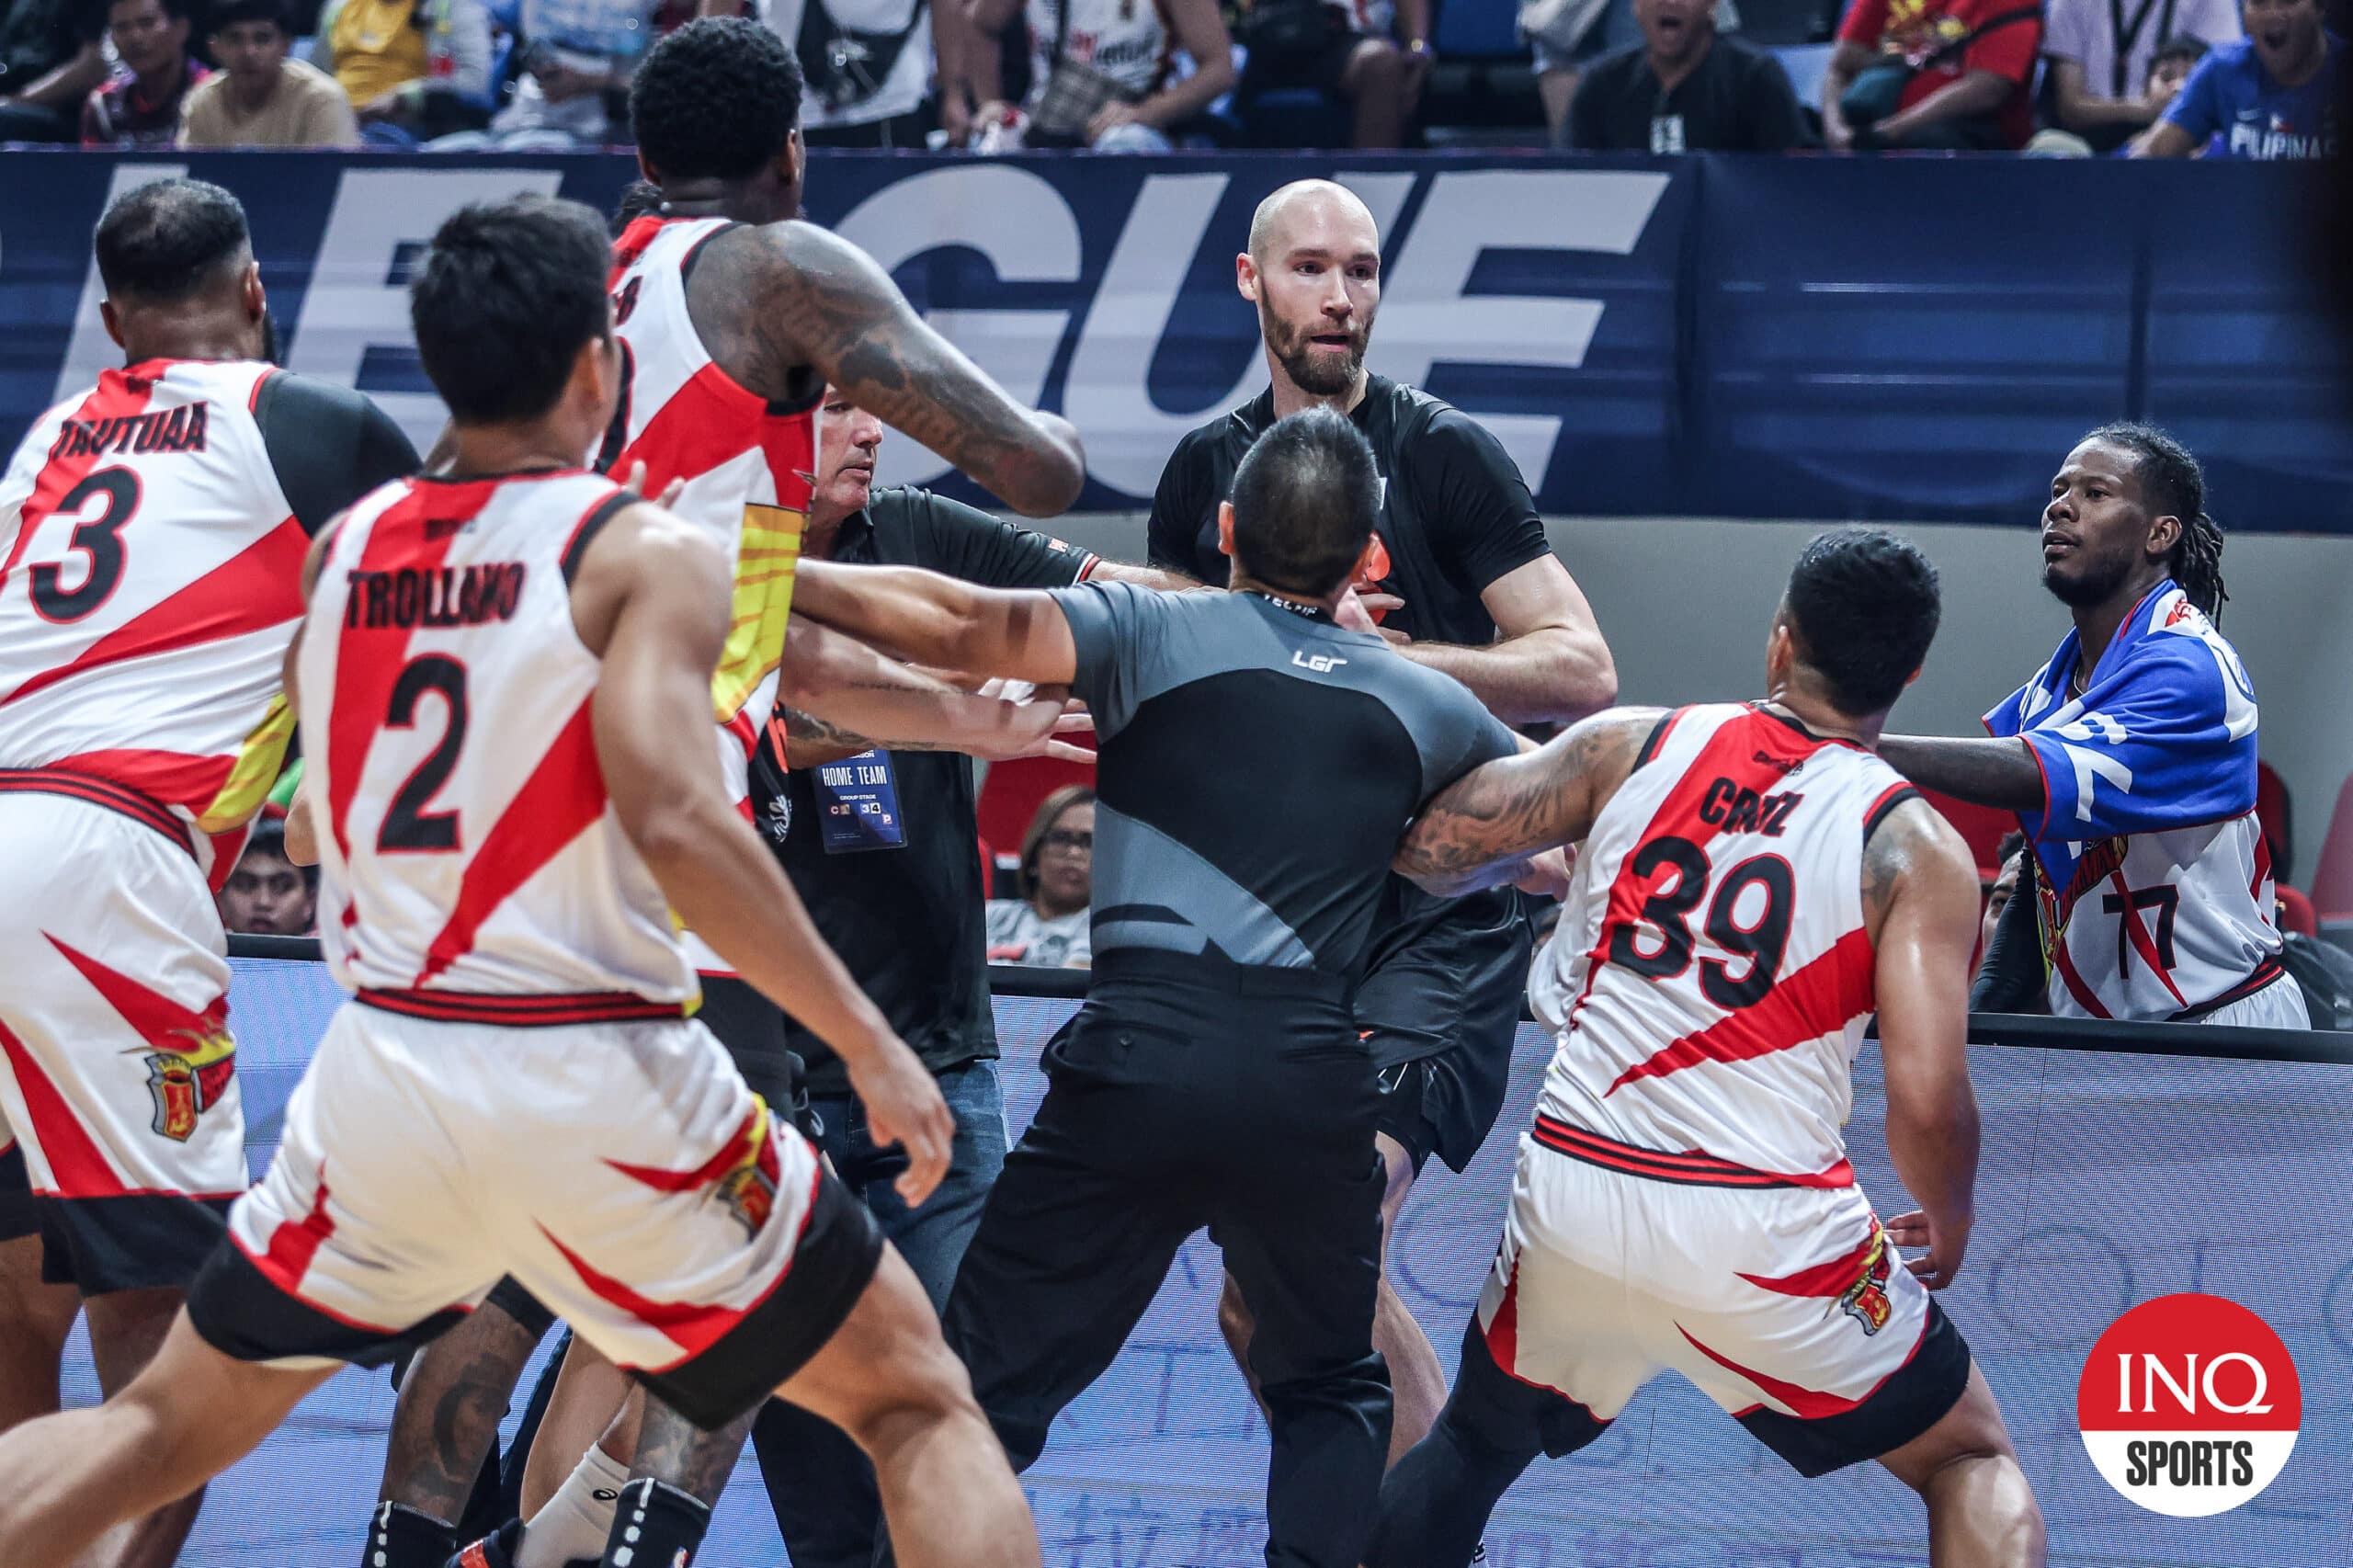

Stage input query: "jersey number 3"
[
  {"left": 380, "top": 655, "right": 469, "bottom": 852},
  {"left": 28, "top": 467, "right": 139, "bottom": 623},
  {"left": 1607, "top": 835, "right": 1795, "bottom": 1008}
]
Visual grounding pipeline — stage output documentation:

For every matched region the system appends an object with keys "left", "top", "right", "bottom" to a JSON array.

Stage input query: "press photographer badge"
[{"left": 2077, "top": 1292, "right": 2300, "bottom": 1517}]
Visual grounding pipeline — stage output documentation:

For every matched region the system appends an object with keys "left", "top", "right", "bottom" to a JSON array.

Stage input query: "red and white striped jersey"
[
  {"left": 1528, "top": 703, "right": 1921, "bottom": 1187},
  {"left": 605, "top": 215, "right": 817, "bottom": 799},
  {"left": 0, "top": 358, "right": 304, "bottom": 884},
  {"left": 299, "top": 470, "right": 696, "bottom": 1006}
]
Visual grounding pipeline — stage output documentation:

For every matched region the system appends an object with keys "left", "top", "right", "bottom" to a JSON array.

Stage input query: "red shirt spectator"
[{"left": 1830, "top": 0, "right": 2044, "bottom": 149}]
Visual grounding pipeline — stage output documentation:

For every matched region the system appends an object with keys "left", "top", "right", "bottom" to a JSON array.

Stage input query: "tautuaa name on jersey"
[
  {"left": 343, "top": 563, "right": 527, "bottom": 631},
  {"left": 48, "top": 404, "right": 208, "bottom": 459}
]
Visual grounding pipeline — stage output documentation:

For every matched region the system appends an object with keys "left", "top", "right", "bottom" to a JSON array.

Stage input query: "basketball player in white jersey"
[
  {"left": 0, "top": 195, "right": 1041, "bottom": 1568},
  {"left": 1881, "top": 425, "right": 2305, "bottom": 1029},
  {"left": 1366, "top": 530, "right": 2047, "bottom": 1568},
  {"left": 0, "top": 178, "right": 419, "bottom": 1568},
  {"left": 374, "top": 22, "right": 1095, "bottom": 1562}
]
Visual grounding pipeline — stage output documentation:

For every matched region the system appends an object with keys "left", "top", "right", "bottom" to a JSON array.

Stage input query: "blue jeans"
[{"left": 750, "top": 1057, "right": 1009, "bottom": 1566}]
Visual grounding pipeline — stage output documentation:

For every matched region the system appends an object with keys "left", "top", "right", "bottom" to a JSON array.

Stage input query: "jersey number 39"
[{"left": 1607, "top": 835, "right": 1795, "bottom": 1008}]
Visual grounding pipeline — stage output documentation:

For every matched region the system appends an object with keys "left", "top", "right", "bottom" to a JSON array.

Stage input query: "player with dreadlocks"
[{"left": 1881, "top": 424, "right": 2307, "bottom": 1028}]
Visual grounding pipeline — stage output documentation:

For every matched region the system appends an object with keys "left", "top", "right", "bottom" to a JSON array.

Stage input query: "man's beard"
[
  {"left": 1264, "top": 308, "right": 1368, "bottom": 397},
  {"left": 260, "top": 311, "right": 280, "bottom": 365},
  {"left": 2041, "top": 549, "right": 2134, "bottom": 608}
]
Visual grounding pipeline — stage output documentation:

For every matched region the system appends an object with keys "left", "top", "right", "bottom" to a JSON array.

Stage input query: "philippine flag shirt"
[{"left": 2161, "top": 33, "right": 2345, "bottom": 158}]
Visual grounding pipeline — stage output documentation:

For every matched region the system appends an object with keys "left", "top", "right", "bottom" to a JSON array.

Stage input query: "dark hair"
[
  {"left": 2078, "top": 421, "right": 2228, "bottom": 620},
  {"left": 93, "top": 178, "right": 249, "bottom": 303},
  {"left": 1017, "top": 784, "right": 1094, "bottom": 899},
  {"left": 2150, "top": 33, "right": 2209, "bottom": 73},
  {"left": 611, "top": 179, "right": 665, "bottom": 235},
  {"left": 209, "top": 0, "right": 291, "bottom": 32},
  {"left": 630, "top": 18, "right": 803, "bottom": 184},
  {"left": 1780, "top": 528, "right": 1942, "bottom": 717},
  {"left": 1995, "top": 828, "right": 2026, "bottom": 866},
  {"left": 409, "top": 195, "right": 613, "bottom": 426},
  {"left": 1227, "top": 407, "right": 1380, "bottom": 597},
  {"left": 111, "top": 0, "right": 194, "bottom": 20}
]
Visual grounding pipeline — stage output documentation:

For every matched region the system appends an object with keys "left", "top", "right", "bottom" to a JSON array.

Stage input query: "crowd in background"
[{"left": 0, "top": 0, "right": 2336, "bottom": 154}]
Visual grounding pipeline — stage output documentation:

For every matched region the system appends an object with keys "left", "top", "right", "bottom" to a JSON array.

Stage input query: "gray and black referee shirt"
[{"left": 1050, "top": 581, "right": 1518, "bottom": 976}]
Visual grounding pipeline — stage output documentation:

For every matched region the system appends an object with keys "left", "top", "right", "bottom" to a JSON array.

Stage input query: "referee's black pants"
[{"left": 941, "top": 952, "right": 1392, "bottom": 1568}]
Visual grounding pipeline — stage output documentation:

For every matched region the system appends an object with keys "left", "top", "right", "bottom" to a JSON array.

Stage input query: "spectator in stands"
[
  {"left": 80, "top": 0, "right": 204, "bottom": 143},
  {"left": 2028, "top": 35, "right": 2210, "bottom": 152},
  {"left": 432, "top": 0, "right": 683, "bottom": 148},
  {"left": 1979, "top": 828, "right": 2026, "bottom": 970},
  {"left": 314, "top": 0, "right": 494, "bottom": 140},
  {"left": 216, "top": 821, "right": 317, "bottom": 937},
  {"left": 1821, "top": 0, "right": 2043, "bottom": 150},
  {"left": 1565, "top": 0, "right": 1807, "bottom": 150},
  {"left": 1526, "top": 0, "right": 1740, "bottom": 144},
  {"left": 0, "top": 0, "right": 108, "bottom": 142},
  {"left": 1233, "top": 0, "right": 1431, "bottom": 148},
  {"left": 2045, "top": 0, "right": 2238, "bottom": 153},
  {"left": 702, "top": 0, "right": 962, "bottom": 148},
  {"left": 2132, "top": 0, "right": 2342, "bottom": 155},
  {"left": 179, "top": 0, "right": 363, "bottom": 145},
  {"left": 960, "top": 0, "right": 1233, "bottom": 150},
  {"left": 986, "top": 785, "right": 1095, "bottom": 967}
]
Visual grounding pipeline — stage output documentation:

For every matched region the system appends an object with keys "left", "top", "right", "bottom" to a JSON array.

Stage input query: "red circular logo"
[{"left": 2076, "top": 1292, "right": 2301, "bottom": 1517}]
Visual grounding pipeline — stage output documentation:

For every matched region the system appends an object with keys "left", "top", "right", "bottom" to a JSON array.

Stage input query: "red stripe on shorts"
[{"left": 0, "top": 1015, "right": 126, "bottom": 1196}]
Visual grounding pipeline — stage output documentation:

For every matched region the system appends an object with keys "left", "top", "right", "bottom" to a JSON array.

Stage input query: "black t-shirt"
[
  {"left": 254, "top": 371, "right": 420, "bottom": 533},
  {"left": 1145, "top": 375, "right": 1552, "bottom": 647},
  {"left": 750, "top": 486, "right": 1096, "bottom": 1096},
  {"left": 1567, "top": 36, "right": 1811, "bottom": 153}
]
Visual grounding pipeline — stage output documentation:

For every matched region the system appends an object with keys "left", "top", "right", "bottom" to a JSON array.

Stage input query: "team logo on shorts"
[
  {"left": 716, "top": 1105, "right": 784, "bottom": 1238},
  {"left": 142, "top": 1024, "right": 237, "bottom": 1143},
  {"left": 1836, "top": 1221, "right": 1895, "bottom": 1336}
]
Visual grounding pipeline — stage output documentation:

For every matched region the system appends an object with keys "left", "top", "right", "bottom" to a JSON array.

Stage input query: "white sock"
[{"left": 514, "top": 1443, "right": 631, "bottom": 1568}]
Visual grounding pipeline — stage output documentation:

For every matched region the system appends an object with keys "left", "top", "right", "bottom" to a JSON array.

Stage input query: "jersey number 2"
[
  {"left": 379, "top": 656, "right": 468, "bottom": 852},
  {"left": 28, "top": 467, "right": 138, "bottom": 622},
  {"left": 1606, "top": 835, "right": 1795, "bottom": 1008}
]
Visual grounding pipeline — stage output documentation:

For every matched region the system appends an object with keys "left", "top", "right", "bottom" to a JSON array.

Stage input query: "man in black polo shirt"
[
  {"left": 1568, "top": 0, "right": 1810, "bottom": 151},
  {"left": 745, "top": 387, "right": 1184, "bottom": 1568},
  {"left": 1146, "top": 178, "right": 1619, "bottom": 1470}
]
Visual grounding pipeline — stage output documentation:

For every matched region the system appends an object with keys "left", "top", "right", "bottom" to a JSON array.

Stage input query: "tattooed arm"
[
  {"left": 776, "top": 616, "right": 1083, "bottom": 764},
  {"left": 1392, "top": 708, "right": 1663, "bottom": 896},
  {"left": 1876, "top": 733, "right": 2045, "bottom": 812},
  {"left": 1864, "top": 796, "right": 1984, "bottom": 1291},
  {"left": 720, "top": 222, "right": 1086, "bottom": 517}
]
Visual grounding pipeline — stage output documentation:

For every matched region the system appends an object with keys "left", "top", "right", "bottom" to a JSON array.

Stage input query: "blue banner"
[
  {"left": 80, "top": 958, "right": 2353, "bottom": 1566},
  {"left": 2, "top": 151, "right": 2347, "bottom": 531}
]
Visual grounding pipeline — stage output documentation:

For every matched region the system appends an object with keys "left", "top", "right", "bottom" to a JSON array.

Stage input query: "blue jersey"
[
  {"left": 2161, "top": 34, "right": 2343, "bottom": 158},
  {"left": 1984, "top": 581, "right": 2281, "bottom": 1020}
]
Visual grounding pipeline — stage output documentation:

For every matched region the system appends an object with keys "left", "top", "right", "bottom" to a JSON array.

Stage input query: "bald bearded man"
[{"left": 1146, "top": 179, "right": 1619, "bottom": 1468}]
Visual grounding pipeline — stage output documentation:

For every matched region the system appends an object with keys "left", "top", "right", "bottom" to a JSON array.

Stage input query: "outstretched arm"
[
  {"left": 1878, "top": 734, "right": 2044, "bottom": 812},
  {"left": 576, "top": 507, "right": 952, "bottom": 1202},
  {"left": 791, "top": 559, "right": 1081, "bottom": 688},
  {"left": 752, "top": 223, "right": 1086, "bottom": 517},
  {"left": 1393, "top": 708, "right": 1660, "bottom": 895},
  {"left": 1868, "top": 798, "right": 1984, "bottom": 1290},
  {"left": 773, "top": 617, "right": 1084, "bottom": 766},
  {"left": 1088, "top": 560, "right": 1200, "bottom": 591}
]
